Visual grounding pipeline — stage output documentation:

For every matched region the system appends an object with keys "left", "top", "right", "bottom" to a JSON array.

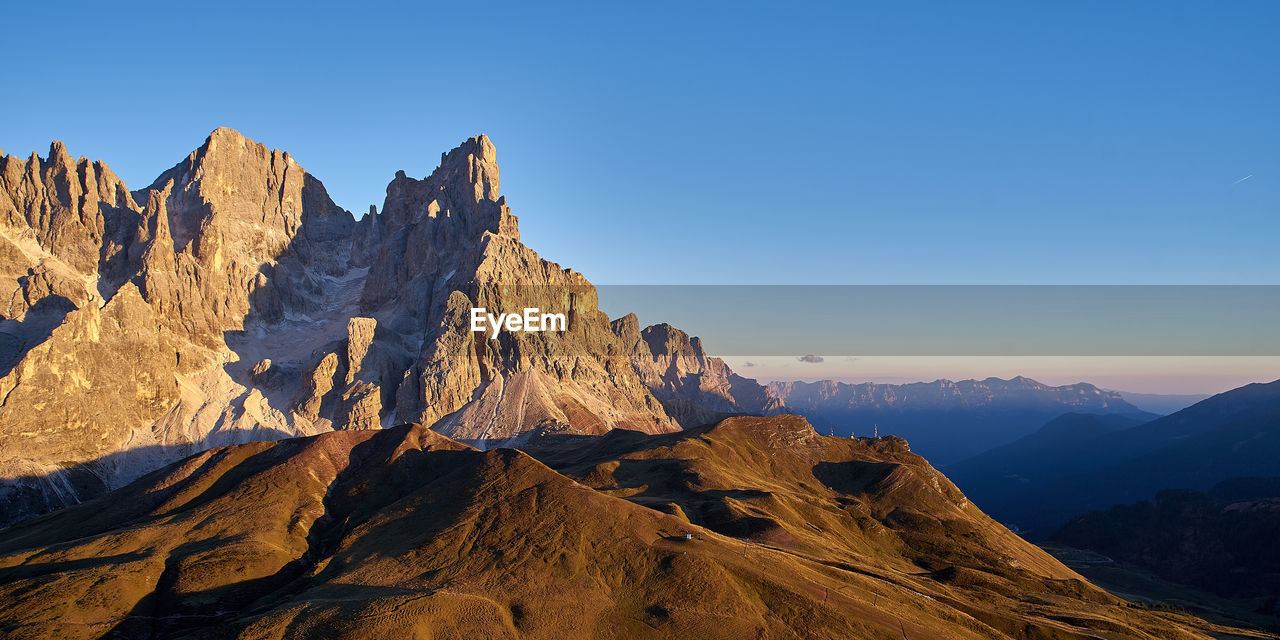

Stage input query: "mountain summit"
[{"left": 0, "top": 130, "right": 752, "bottom": 525}]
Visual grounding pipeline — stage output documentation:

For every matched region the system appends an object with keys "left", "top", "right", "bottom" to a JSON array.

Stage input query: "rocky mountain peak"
[
  {"left": 0, "top": 131, "right": 770, "bottom": 526},
  {"left": 0, "top": 130, "right": 366, "bottom": 521},
  {"left": 612, "top": 318, "right": 776, "bottom": 427},
  {"left": 640, "top": 322, "right": 701, "bottom": 362},
  {"left": 46, "top": 140, "right": 74, "bottom": 168},
  {"left": 206, "top": 125, "right": 252, "bottom": 146},
  {"left": 142, "top": 127, "right": 340, "bottom": 254},
  {"left": 357, "top": 135, "right": 521, "bottom": 312},
  {"left": 436, "top": 133, "right": 500, "bottom": 202},
  {"left": 609, "top": 312, "right": 643, "bottom": 346},
  {"left": 0, "top": 140, "right": 138, "bottom": 287}
]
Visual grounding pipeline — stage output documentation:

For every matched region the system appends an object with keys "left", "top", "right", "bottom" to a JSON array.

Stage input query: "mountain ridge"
[
  {"left": 0, "top": 129, "right": 756, "bottom": 527},
  {"left": 0, "top": 414, "right": 1249, "bottom": 639},
  {"left": 950, "top": 379, "right": 1280, "bottom": 536},
  {"left": 765, "top": 376, "right": 1154, "bottom": 462}
]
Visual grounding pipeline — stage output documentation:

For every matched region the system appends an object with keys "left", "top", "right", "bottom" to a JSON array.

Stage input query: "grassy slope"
[{"left": 0, "top": 418, "right": 1267, "bottom": 639}]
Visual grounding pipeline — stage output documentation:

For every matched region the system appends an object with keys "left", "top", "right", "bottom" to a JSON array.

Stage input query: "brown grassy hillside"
[{"left": 0, "top": 417, "right": 1270, "bottom": 639}]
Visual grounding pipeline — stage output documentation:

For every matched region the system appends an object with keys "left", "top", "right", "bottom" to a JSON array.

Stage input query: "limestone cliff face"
[
  {"left": 0, "top": 142, "right": 139, "bottom": 357},
  {"left": 0, "top": 143, "right": 168, "bottom": 484},
  {"left": 296, "top": 135, "right": 676, "bottom": 440},
  {"left": 0, "top": 130, "right": 358, "bottom": 524},
  {"left": 0, "top": 141, "right": 136, "bottom": 282},
  {"left": 133, "top": 127, "right": 356, "bottom": 355},
  {"left": 611, "top": 314, "right": 779, "bottom": 427},
  {"left": 0, "top": 129, "right": 699, "bottom": 526}
]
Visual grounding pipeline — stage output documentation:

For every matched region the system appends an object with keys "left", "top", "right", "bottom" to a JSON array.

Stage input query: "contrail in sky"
[{"left": 1233, "top": 174, "right": 1254, "bottom": 184}]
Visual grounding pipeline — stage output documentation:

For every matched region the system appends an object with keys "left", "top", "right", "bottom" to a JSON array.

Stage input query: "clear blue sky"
[{"left": 3, "top": 1, "right": 1276, "bottom": 285}]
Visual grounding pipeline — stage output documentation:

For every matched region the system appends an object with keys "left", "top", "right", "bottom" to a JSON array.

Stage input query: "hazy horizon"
[{"left": 712, "top": 355, "right": 1278, "bottom": 396}]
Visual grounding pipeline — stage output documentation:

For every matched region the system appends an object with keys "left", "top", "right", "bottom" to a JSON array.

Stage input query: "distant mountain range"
[
  {"left": 945, "top": 412, "right": 1149, "bottom": 512},
  {"left": 947, "top": 379, "right": 1280, "bottom": 536},
  {"left": 765, "top": 377, "right": 1155, "bottom": 464}
]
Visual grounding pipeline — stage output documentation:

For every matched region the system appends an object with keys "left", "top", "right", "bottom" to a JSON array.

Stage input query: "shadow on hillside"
[
  {"left": 811, "top": 460, "right": 899, "bottom": 496},
  {"left": 89, "top": 426, "right": 480, "bottom": 639},
  {"left": 0, "top": 425, "right": 302, "bottom": 532},
  {"left": 491, "top": 422, "right": 731, "bottom": 470}
]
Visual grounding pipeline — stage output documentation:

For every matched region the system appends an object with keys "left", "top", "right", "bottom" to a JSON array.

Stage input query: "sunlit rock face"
[
  {"left": 0, "top": 129, "right": 692, "bottom": 526},
  {"left": 610, "top": 315, "right": 780, "bottom": 427}
]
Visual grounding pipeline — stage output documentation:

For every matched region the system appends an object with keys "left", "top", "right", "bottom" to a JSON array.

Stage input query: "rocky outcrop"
[
  {"left": 329, "top": 135, "right": 677, "bottom": 440},
  {"left": 0, "top": 141, "right": 137, "bottom": 281},
  {"left": 0, "top": 130, "right": 362, "bottom": 526},
  {"left": 612, "top": 314, "right": 778, "bottom": 426},
  {"left": 0, "top": 143, "right": 142, "bottom": 380},
  {"left": 132, "top": 127, "right": 356, "bottom": 358},
  {"left": 0, "top": 129, "right": 712, "bottom": 526}
]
